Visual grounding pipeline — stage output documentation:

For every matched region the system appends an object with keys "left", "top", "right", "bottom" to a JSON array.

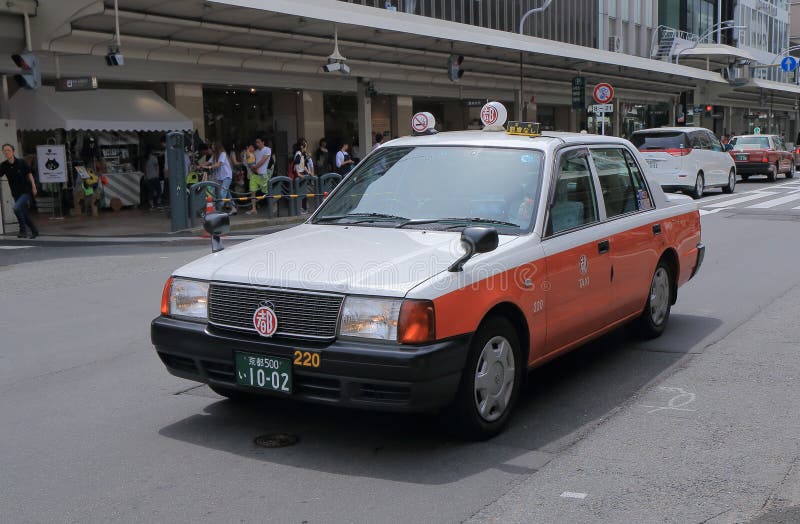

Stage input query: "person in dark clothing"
[{"left": 0, "top": 143, "right": 39, "bottom": 238}]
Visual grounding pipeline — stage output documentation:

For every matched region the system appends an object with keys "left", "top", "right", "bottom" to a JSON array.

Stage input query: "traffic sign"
[
  {"left": 593, "top": 83, "right": 614, "bottom": 104},
  {"left": 781, "top": 56, "right": 797, "bottom": 73},
  {"left": 571, "top": 76, "right": 585, "bottom": 109},
  {"left": 590, "top": 104, "right": 614, "bottom": 113}
]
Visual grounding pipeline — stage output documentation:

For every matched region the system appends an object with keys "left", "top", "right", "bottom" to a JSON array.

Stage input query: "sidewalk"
[
  {"left": 470, "top": 284, "right": 800, "bottom": 523},
  {"left": 1, "top": 207, "right": 305, "bottom": 244}
]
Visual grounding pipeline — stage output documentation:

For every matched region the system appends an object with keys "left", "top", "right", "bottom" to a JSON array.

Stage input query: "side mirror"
[
  {"left": 203, "top": 212, "right": 230, "bottom": 252},
  {"left": 448, "top": 226, "right": 499, "bottom": 272}
]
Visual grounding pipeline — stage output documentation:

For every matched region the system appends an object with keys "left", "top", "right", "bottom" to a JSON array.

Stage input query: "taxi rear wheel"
[
  {"left": 635, "top": 260, "right": 673, "bottom": 339},
  {"left": 447, "top": 316, "right": 523, "bottom": 440}
]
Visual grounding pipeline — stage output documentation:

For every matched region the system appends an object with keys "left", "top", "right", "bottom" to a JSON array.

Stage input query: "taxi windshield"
[{"left": 313, "top": 146, "right": 544, "bottom": 233}]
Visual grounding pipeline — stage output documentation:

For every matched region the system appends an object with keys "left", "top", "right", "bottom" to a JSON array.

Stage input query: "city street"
[{"left": 2, "top": 178, "right": 800, "bottom": 523}]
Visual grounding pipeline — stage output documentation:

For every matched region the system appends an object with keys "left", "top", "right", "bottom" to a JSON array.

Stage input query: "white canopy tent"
[{"left": 10, "top": 87, "right": 193, "bottom": 132}]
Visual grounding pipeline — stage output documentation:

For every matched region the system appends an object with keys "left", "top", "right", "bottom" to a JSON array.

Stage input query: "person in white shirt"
[
  {"left": 335, "top": 143, "right": 354, "bottom": 175},
  {"left": 200, "top": 142, "right": 236, "bottom": 215},
  {"left": 247, "top": 136, "right": 272, "bottom": 215}
]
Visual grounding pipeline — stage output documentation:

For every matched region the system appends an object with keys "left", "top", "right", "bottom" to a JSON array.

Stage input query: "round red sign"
[
  {"left": 253, "top": 306, "right": 278, "bottom": 337},
  {"left": 592, "top": 83, "right": 614, "bottom": 104},
  {"left": 411, "top": 113, "right": 429, "bottom": 133},
  {"left": 481, "top": 105, "right": 498, "bottom": 126}
]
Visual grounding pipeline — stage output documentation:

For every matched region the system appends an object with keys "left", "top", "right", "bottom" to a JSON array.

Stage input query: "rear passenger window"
[
  {"left": 591, "top": 148, "right": 638, "bottom": 218},
  {"left": 547, "top": 149, "right": 599, "bottom": 235},
  {"left": 707, "top": 132, "right": 723, "bottom": 152},
  {"left": 622, "top": 150, "right": 654, "bottom": 211},
  {"left": 695, "top": 132, "right": 712, "bottom": 150}
]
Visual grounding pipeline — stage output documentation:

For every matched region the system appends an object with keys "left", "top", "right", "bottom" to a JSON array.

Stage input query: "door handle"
[
  {"left": 652, "top": 223, "right": 662, "bottom": 235},
  {"left": 598, "top": 239, "right": 610, "bottom": 254}
]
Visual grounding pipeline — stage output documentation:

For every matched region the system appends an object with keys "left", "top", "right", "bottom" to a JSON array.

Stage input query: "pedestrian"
[
  {"left": 200, "top": 141, "right": 236, "bottom": 215},
  {"left": 144, "top": 147, "right": 161, "bottom": 209},
  {"left": 372, "top": 133, "right": 384, "bottom": 151},
  {"left": 315, "top": 138, "right": 331, "bottom": 173},
  {"left": 292, "top": 138, "right": 311, "bottom": 213},
  {"left": 0, "top": 143, "right": 39, "bottom": 238},
  {"left": 247, "top": 136, "right": 271, "bottom": 216},
  {"left": 336, "top": 142, "right": 355, "bottom": 176}
]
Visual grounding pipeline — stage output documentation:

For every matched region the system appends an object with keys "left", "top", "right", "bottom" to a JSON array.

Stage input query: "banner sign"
[{"left": 36, "top": 145, "right": 67, "bottom": 183}]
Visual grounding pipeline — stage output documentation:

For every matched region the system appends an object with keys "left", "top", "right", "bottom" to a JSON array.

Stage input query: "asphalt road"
[{"left": 2, "top": 177, "right": 800, "bottom": 523}]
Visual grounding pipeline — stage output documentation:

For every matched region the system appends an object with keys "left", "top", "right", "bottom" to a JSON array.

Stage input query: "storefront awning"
[{"left": 10, "top": 86, "right": 193, "bottom": 132}]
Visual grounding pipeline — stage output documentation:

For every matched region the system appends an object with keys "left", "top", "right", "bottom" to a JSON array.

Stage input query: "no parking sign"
[{"left": 592, "top": 83, "right": 614, "bottom": 104}]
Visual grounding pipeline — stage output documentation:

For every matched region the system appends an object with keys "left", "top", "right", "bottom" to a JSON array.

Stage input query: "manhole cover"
[{"left": 254, "top": 433, "right": 299, "bottom": 448}]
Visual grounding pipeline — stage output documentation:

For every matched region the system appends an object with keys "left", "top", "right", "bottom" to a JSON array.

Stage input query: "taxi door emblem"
[
  {"left": 579, "top": 255, "right": 588, "bottom": 275},
  {"left": 253, "top": 303, "right": 278, "bottom": 337}
]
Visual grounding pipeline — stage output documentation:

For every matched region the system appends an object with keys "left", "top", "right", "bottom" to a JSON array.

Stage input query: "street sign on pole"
[
  {"left": 781, "top": 56, "right": 797, "bottom": 73},
  {"left": 571, "top": 76, "right": 585, "bottom": 109},
  {"left": 592, "top": 83, "right": 614, "bottom": 104},
  {"left": 590, "top": 104, "right": 614, "bottom": 113}
]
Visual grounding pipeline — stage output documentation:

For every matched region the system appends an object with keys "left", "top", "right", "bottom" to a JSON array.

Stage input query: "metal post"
[
  {"left": 601, "top": 109, "right": 606, "bottom": 136},
  {"left": 166, "top": 132, "right": 188, "bottom": 231},
  {"left": 717, "top": 0, "right": 722, "bottom": 45}
]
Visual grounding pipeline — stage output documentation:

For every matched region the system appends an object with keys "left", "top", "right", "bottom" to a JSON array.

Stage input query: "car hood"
[{"left": 174, "top": 224, "right": 518, "bottom": 297}]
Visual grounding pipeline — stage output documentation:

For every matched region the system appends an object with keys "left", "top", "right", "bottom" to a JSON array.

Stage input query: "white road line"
[
  {"left": 560, "top": 492, "right": 588, "bottom": 499},
  {"left": 747, "top": 193, "right": 800, "bottom": 209},
  {"left": 704, "top": 192, "right": 779, "bottom": 208},
  {"left": 0, "top": 245, "right": 36, "bottom": 250}
]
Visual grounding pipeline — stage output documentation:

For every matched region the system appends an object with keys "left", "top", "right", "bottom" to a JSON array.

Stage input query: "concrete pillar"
[
  {"left": 299, "top": 90, "right": 325, "bottom": 148},
  {"left": 356, "top": 80, "right": 372, "bottom": 160},
  {"left": 391, "top": 95, "right": 413, "bottom": 137},
  {"left": 273, "top": 90, "right": 300, "bottom": 174},
  {"left": 0, "top": 76, "right": 9, "bottom": 120},
  {"left": 166, "top": 83, "right": 205, "bottom": 140}
]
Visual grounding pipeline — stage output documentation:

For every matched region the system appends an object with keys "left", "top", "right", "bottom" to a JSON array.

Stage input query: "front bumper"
[
  {"left": 734, "top": 162, "right": 771, "bottom": 175},
  {"left": 151, "top": 316, "right": 471, "bottom": 412}
]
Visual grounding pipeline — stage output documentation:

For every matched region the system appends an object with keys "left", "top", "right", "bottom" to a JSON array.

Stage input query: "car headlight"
[
  {"left": 339, "top": 297, "right": 435, "bottom": 343},
  {"left": 161, "top": 277, "right": 208, "bottom": 321},
  {"left": 339, "top": 297, "right": 402, "bottom": 340}
]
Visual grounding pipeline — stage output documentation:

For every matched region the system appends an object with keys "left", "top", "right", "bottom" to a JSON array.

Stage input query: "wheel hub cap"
[
  {"left": 474, "top": 336, "right": 515, "bottom": 422},
  {"left": 649, "top": 267, "right": 670, "bottom": 326}
]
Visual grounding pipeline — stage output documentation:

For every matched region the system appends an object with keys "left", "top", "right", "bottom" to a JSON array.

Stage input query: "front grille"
[
  {"left": 159, "top": 353, "right": 198, "bottom": 374},
  {"left": 207, "top": 283, "right": 344, "bottom": 340}
]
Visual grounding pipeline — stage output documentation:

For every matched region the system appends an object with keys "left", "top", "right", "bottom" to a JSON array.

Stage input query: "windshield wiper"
[
  {"left": 396, "top": 217, "right": 519, "bottom": 229},
  {"left": 314, "top": 212, "right": 408, "bottom": 224}
]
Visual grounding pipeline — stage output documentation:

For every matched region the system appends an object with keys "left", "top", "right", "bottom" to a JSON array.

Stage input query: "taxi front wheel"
[
  {"left": 447, "top": 316, "right": 523, "bottom": 440},
  {"left": 635, "top": 260, "right": 673, "bottom": 339}
]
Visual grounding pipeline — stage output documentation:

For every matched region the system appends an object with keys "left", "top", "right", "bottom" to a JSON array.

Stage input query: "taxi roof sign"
[
  {"left": 411, "top": 112, "right": 437, "bottom": 135},
  {"left": 480, "top": 101, "right": 507, "bottom": 131},
  {"left": 506, "top": 121, "right": 541, "bottom": 137}
]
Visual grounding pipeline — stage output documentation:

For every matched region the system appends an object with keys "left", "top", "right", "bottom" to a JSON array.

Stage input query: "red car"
[{"left": 727, "top": 134, "right": 795, "bottom": 182}]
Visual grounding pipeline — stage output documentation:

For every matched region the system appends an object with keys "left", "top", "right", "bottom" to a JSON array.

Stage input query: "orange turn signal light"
[
  {"left": 160, "top": 277, "right": 173, "bottom": 315},
  {"left": 398, "top": 300, "right": 435, "bottom": 344}
]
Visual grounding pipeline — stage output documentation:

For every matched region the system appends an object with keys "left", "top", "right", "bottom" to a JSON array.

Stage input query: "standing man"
[
  {"left": 1, "top": 143, "right": 39, "bottom": 239},
  {"left": 247, "top": 135, "right": 272, "bottom": 215}
]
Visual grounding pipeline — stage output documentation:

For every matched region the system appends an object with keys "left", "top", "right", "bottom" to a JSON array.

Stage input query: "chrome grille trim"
[{"left": 207, "top": 282, "right": 344, "bottom": 340}]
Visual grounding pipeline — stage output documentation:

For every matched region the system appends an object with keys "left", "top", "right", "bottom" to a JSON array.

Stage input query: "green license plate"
[{"left": 235, "top": 352, "right": 292, "bottom": 394}]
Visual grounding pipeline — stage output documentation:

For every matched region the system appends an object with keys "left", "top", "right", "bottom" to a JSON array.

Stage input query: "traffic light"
[
  {"left": 704, "top": 104, "right": 713, "bottom": 116},
  {"left": 448, "top": 54, "right": 464, "bottom": 82},
  {"left": 11, "top": 52, "right": 40, "bottom": 90}
]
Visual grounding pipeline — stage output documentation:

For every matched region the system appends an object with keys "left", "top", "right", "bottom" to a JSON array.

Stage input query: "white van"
[{"left": 631, "top": 127, "right": 736, "bottom": 198}]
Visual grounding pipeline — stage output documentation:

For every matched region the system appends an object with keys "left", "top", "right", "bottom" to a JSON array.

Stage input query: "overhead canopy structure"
[{"left": 10, "top": 86, "right": 193, "bottom": 132}]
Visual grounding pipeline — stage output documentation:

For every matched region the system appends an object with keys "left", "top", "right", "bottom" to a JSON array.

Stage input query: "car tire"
[
  {"left": 690, "top": 172, "right": 704, "bottom": 199},
  {"left": 209, "top": 384, "right": 254, "bottom": 401},
  {"left": 722, "top": 169, "right": 736, "bottom": 194},
  {"left": 788, "top": 163, "right": 796, "bottom": 179},
  {"left": 447, "top": 316, "right": 523, "bottom": 440},
  {"left": 767, "top": 164, "right": 777, "bottom": 182},
  {"left": 635, "top": 259, "right": 673, "bottom": 340}
]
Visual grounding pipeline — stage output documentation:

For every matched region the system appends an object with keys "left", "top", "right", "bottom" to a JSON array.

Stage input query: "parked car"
[
  {"left": 631, "top": 127, "right": 736, "bottom": 199},
  {"left": 727, "top": 134, "right": 795, "bottom": 182},
  {"left": 152, "top": 104, "right": 705, "bottom": 440}
]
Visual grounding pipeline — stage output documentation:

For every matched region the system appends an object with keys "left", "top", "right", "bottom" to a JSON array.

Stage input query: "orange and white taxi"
[{"left": 152, "top": 103, "right": 704, "bottom": 439}]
